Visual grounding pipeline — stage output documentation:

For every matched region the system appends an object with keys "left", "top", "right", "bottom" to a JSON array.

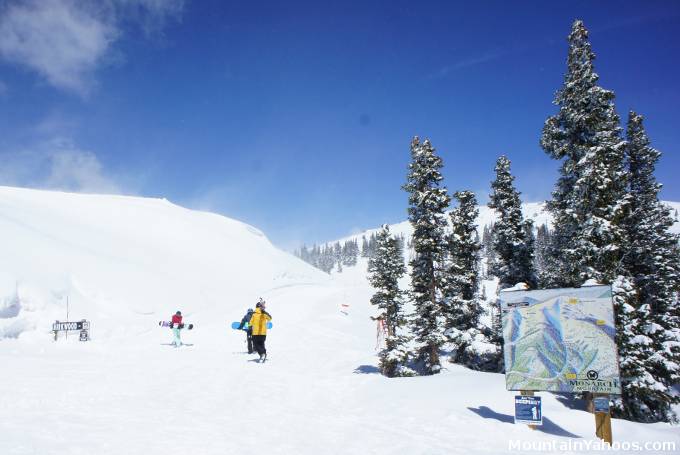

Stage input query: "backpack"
[{"left": 238, "top": 310, "right": 254, "bottom": 330}]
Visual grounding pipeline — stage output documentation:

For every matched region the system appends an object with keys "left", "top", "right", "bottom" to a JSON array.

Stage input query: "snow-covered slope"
[
  {"left": 0, "top": 186, "right": 328, "bottom": 340},
  {"left": 1, "top": 187, "right": 678, "bottom": 454}
]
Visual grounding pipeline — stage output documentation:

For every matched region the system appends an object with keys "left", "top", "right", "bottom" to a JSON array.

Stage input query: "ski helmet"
[{"left": 176, "top": 311, "right": 181, "bottom": 315}]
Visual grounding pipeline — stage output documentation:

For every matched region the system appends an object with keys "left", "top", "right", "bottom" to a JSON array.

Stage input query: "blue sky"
[{"left": 1, "top": 0, "right": 679, "bottom": 249}]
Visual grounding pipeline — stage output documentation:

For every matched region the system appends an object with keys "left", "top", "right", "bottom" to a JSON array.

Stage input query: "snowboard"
[
  {"left": 159, "top": 321, "right": 194, "bottom": 330},
  {"left": 231, "top": 321, "right": 272, "bottom": 330}
]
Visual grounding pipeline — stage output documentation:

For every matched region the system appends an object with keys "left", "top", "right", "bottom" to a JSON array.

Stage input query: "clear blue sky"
[{"left": 1, "top": 0, "right": 679, "bottom": 249}]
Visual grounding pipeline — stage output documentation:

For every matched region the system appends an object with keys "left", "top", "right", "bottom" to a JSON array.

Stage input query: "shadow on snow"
[
  {"left": 466, "top": 406, "right": 581, "bottom": 438},
  {"left": 353, "top": 365, "right": 381, "bottom": 374}
]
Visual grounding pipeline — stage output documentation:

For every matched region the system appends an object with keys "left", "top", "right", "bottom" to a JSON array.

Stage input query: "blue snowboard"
[{"left": 231, "top": 321, "right": 272, "bottom": 330}]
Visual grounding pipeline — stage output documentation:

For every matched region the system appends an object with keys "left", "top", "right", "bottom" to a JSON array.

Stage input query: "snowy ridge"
[{"left": 329, "top": 201, "right": 680, "bottom": 247}]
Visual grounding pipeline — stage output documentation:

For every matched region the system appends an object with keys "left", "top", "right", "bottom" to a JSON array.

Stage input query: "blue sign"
[
  {"left": 515, "top": 395, "right": 542, "bottom": 425},
  {"left": 593, "top": 396, "right": 610, "bottom": 413}
]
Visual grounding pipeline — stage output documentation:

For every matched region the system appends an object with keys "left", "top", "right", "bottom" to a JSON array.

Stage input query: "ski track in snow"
[{"left": 1, "top": 187, "right": 679, "bottom": 454}]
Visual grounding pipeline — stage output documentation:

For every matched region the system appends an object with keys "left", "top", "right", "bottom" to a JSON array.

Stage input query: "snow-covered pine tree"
[
  {"left": 368, "top": 225, "right": 414, "bottom": 377},
  {"left": 403, "top": 136, "right": 450, "bottom": 375},
  {"left": 488, "top": 156, "right": 537, "bottom": 289},
  {"left": 295, "top": 245, "right": 309, "bottom": 263},
  {"left": 481, "top": 223, "right": 496, "bottom": 279},
  {"left": 615, "top": 111, "right": 680, "bottom": 422},
  {"left": 540, "top": 19, "right": 628, "bottom": 287},
  {"left": 442, "top": 191, "right": 487, "bottom": 368},
  {"left": 534, "top": 223, "right": 557, "bottom": 288},
  {"left": 611, "top": 276, "right": 661, "bottom": 422},
  {"left": 333, "top": 242, "right": 342, "bottom": 272},
  {"left": 540, "top": 20, "right": 665, "bottom": 422},
  {"left": 488, "top": 297, "right": 504, "bottom": 369},
  {"left": 320, "top": 245, "right": 335, "bottom": 273},
  {"left": 341, "top": 239, "right": 359, "bottom": 267},
  {"left": 361, "top": 236, "right": 369, "bottom": 258}
]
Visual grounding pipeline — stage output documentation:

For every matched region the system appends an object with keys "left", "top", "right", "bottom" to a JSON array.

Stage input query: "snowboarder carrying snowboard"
[
  {"left": 171, "top": 311, "right": 183, "bottom": 347},
  {"left": 249, "top": 299, "right": 272, "bottom": 362},
  {"left": 238, "top": 308, "right": 255, "bottom": 354}
]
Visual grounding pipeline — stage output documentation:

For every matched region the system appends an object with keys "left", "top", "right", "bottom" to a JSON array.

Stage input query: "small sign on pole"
[
  {"left": 53, "top": 319, "right": 90, "bottom": 341},
  {"left": 515, "top": 394, "right": 542, "bottom": 426}
]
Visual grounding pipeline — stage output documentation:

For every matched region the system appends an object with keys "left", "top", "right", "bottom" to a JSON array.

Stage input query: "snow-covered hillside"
[
  {"left": 1, "top": 186, "right": 678, "bottom": 454},
  {"left": 0, "top": 186, "right": 328, "bottom": 340},
  {"left": 331, "top": 201, "right": 680, "bottom": 247}
]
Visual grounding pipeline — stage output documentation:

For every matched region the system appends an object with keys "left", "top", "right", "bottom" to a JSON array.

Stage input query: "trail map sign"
[{"left": 500, "top": 285, "right": 621, "bottom": 394}]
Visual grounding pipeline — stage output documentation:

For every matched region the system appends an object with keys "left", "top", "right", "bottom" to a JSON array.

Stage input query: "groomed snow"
[{"left": 1, "top": 187, "right": 678, "bottom": 454}]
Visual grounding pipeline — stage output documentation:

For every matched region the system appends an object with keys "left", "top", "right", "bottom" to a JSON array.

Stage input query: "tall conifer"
[
  {"left": 488, "top": 156, "right": 537, "bottom": 289},
  {"left": 614, "top": 112, "right": 680, "bottom": 422},
  {"left": 403, "top": 136, "right": 450, "bottom": 374},
  {"left": 540, "top": 20, "right": 628, "bottom": 287},
  {"left": 368, "top": 225, "right": 413, "bottom": 377},
  {"left": 442, "top": 191, "right": 483, "bottom": 366}
]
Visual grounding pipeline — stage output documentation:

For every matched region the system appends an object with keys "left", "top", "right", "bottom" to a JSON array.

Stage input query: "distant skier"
[
  {"left": 237, "top": 308, "right": 255, "bottom": 354},
  {"left": 249, "top": 299, "right": 272, "bottom": 362},
  {"left": 171, "top": 310, "right": 183, "bottom": 347}
]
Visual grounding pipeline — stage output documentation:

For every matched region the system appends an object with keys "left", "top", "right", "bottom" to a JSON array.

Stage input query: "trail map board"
[{"left": 500, "top": 285, "right": 621, "bottom": 394}]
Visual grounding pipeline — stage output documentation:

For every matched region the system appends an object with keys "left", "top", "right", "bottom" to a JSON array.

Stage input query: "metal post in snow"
[{"left": 66, "top": 295, "right": 69, "bottom": 341}]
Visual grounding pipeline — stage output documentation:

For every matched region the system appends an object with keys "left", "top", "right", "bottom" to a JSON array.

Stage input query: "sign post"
[{"left": 593, "top": 394, "right": 612, "bottom": 444}]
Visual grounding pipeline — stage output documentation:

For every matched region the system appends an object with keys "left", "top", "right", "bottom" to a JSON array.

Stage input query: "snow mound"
[
  {"left": 503, "top": 282, "right": 530, "bottom": 292},
  {"left": 0, "top": 186, "right": 328, "bottom": 340}
]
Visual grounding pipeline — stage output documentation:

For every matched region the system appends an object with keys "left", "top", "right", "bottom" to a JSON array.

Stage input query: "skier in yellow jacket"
[{"left": 249, "top": 299, "right": 272, "bottom": 362}]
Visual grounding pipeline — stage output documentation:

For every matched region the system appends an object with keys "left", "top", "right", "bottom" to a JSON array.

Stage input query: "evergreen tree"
[
  {"left": 540, "top": 20, "right": 672, "bottom": 423},
  {"left": 534, "top": 223, "right": 558, "bottom": 288},
  {"left": 611, "top": 276, "right": 661, "bottom": 422},
  {"left": 488, "top": 156, "right": 537, "bottom": 289},
  {"left": 368, "top": 225, "right": 414, "bottom": 377},
  {"left": 349, "top": 239, "right": 359, "bottom": 266},
  {"left": 442, "top": 191, "right": 483, "bottom": 367},
  {"left": 488, "top": 297, "right": 504, "bottom": 370},
  {"left": 540, "top": 20, "right": 628, "bottom": 287},
  {"left": 334, "top": 242, "right": 342, "bottom": 272},
  {"left": 361, "top": 236, "right": 369, "bottom": 257},
  {"left": 295, "top": 245, "right": 309, "bottom": 263},
  {"left": 319, "top": 245, "right": 335, "bottom": 273},
  {"left": 481, "top": 223, "right": 497, "bottom": 279},
  {"left": 614, "top": 112, "right": 680, "bottom": 422},
  {"left": 403, "top": 136, "right": 450, "bottom": 375}
]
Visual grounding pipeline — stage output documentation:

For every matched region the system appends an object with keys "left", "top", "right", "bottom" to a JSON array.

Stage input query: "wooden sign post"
[{"left": 593, "top": 394, "right": 612, "bottom": 444}]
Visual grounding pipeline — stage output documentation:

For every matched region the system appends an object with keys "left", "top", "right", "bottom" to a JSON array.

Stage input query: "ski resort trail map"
[{"left": 500, "top": 285, "right": 621, "bottom": 394}]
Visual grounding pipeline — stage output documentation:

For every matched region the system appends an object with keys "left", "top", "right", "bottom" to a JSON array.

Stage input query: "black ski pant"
[
  {"left": 252, "top": 335, "right": 266, "bottom": 356},
  {"left": 246, "top": 330, "right": 253, "bottom": 354}
]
